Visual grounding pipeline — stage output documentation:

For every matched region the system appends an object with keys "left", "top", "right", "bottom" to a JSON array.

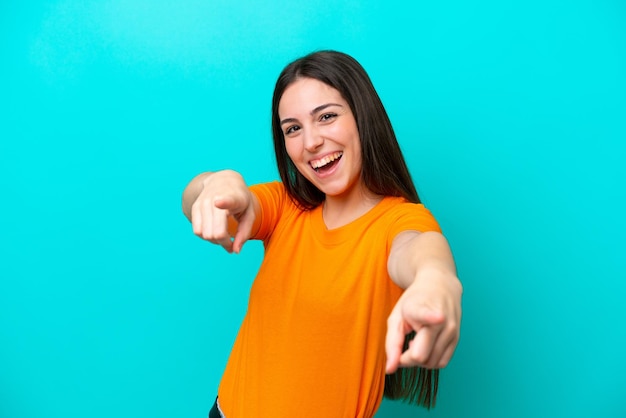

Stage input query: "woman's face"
[{"left": 278, "top": 77, "right": 365, "bottom": 201}]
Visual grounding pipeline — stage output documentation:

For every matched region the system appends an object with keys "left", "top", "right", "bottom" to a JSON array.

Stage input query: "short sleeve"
[
  {"left": 385, "top": 202, "right": 442, "bottom": 251},
  {"left": 249, "top": 181, "right": 288, "bottom": 242}
]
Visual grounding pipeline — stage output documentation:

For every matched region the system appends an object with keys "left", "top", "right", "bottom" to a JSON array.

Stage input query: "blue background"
[{"left": 1, "top": 1, "right": 625, "bottom": 417}]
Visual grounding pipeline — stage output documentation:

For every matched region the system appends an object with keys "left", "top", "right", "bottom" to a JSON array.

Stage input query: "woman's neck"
[{"left": 322, "top": 187, "right": 383, "bottom": 230}]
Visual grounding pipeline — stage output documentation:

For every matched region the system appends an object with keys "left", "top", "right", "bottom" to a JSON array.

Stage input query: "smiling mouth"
[{"left": 311, "top": 151, "right": 343, "bottom": 172}]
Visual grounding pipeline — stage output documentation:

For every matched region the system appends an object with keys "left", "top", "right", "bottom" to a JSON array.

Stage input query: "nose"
[{"left": 303, "top": 126, "right": 323, "bottom": 152}]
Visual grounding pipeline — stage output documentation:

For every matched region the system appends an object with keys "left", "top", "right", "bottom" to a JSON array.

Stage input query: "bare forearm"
[{"left": 388, "top": 231, "right": 458, "bottom": 289}]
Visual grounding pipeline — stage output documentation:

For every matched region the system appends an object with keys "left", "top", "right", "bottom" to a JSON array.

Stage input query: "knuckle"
[
  {"left": 410, "top": 351, "right": 428, "bottom": 365},
  {"left": 203, "top": 231, "right": 226, "bottom": 241},
  {"left": 445, "top": 319, "right": 457, "bottom": 331},
  {"left": 200, "top": 199, "right": 214, "bottom": 209}
]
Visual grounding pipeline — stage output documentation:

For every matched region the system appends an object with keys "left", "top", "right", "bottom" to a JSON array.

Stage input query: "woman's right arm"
[{"left": 182, "top": 170, "right": 260, "bottom": 254}]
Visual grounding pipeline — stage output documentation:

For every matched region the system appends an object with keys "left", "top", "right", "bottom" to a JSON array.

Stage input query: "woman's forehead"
[{"left": 278, "top": 78, "right": 345, "bottom": 115}]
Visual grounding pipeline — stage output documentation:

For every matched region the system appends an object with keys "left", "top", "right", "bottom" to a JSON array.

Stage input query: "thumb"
[
  {"left": 410, "top": 307, "right": 446, "bottom": 327},
  {"left": 213, "top": 195, "right": 241, "bottom": 212}
]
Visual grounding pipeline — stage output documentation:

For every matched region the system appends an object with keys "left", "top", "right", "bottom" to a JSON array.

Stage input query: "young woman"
[{"left": 182, "top": 50, "right": 462, "bottom": 418}]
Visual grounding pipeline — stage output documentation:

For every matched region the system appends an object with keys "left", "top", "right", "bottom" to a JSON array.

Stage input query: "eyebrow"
[{"left": 280, "top": 103, "right": 343, "bottom": 126}]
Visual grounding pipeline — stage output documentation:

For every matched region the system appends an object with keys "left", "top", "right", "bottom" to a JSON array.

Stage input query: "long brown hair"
[{"left": 271, "top": 50, "right": 438, "bottom": 409}]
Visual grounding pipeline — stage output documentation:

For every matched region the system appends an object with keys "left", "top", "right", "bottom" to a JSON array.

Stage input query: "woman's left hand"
[{"left": 385, "top": 266, "right": 462, "bottom": 373}]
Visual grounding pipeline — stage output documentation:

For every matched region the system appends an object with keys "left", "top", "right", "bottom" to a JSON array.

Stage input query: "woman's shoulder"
[
  {"left": 379, "top": 196, "right": 428, "bottom": 214},
  {"left": 249, "top": 181, "right": 306, "bottom": 217},
  {"left": 250, "top": 181, "right": 287, "bottom": 206},
  {"left": 377, "top": 196, "right": 441, "bottom": 233}
]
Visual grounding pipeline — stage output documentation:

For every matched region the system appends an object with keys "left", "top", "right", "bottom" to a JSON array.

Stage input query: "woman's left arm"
[{"left": 385, "top": 231, "right": 463, "bottom": 373}]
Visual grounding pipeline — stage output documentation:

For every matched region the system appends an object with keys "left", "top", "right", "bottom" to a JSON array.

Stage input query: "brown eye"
[
  {"left": 285, "top": 125, "right": 300, "bottom": 135},
  {"left": 320, "top": 113, "right": 337, "bottom": 122}
]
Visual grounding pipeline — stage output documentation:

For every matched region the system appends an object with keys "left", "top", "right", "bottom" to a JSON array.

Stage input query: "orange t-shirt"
[{"left": 217, "top": 182, "right": 441, "bottom": 417}]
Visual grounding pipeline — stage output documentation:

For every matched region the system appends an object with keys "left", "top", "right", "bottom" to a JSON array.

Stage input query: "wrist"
[{"left": 411, "top": 261, "right": 460, "bottom": 291}]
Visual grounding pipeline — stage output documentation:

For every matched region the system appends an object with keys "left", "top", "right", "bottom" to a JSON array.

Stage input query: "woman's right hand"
[{"left": 183, "top": 170, "right": 257, "bottom": 254}]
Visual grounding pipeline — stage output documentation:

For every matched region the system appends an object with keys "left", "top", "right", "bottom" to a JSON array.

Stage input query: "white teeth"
[{"left": 311, "top": 152, "right": 343, "bottom": 169}]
